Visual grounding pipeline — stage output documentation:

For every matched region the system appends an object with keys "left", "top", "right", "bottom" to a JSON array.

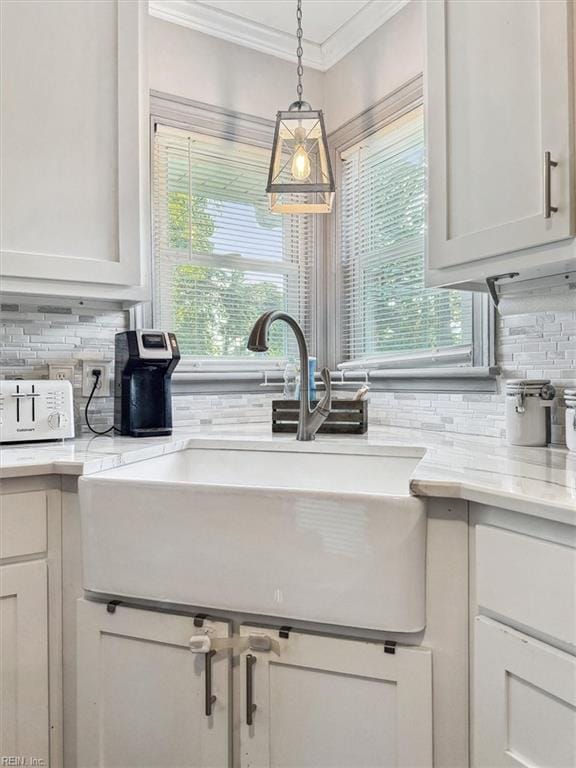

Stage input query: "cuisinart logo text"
[{"left": 16, "top": 427, "right": 36, "bottom": 433}]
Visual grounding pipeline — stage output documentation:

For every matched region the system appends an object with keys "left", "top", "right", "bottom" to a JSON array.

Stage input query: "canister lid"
[
  {"left": 506, "top": 378, "right": 551, "bottom": 393},
  {"left": 506, "top": 379, "right": 551, "bottom": 387}
]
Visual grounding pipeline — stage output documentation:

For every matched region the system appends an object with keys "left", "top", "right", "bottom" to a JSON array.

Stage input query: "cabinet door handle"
[
  {"left": 246, "top": 653, "right": 257, "bottom": 726},
  {"left": 204, "top": 650, "right": 217, "bottom": 717},
  {"left": 544, "top": 151, "right": 558, "bottom": 218}
]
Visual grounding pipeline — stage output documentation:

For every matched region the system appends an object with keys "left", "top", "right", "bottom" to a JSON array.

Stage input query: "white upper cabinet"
[
  {"left": 426, "top": 0, "right": 575, "bottom": 288},
  {"left": 0, "top": 0, "right": 149, "bottom": 302}
]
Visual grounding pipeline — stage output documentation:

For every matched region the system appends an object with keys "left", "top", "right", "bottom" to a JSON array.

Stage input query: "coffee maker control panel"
[{"left": 135, "top": 331, "right": 179, "bottom": 360}]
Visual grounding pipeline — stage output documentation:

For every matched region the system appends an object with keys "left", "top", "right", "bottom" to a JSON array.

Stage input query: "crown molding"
[
  {"left": 148, "top": 0, "right": 410, "bottom": 72},
  {"left": 149, "top": 0, "right": 324, "bottom": 69},
  {"left": 321, "top": 0, "right": 410, "bottom": 70}
]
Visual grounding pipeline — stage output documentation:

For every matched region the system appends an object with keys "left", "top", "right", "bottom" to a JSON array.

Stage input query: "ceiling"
[
  {"left": 199, "top": 1, "right": 371, "bottom": 45},
  {"left": 149, "top": 0, "right": 410, "bottom": 71}
]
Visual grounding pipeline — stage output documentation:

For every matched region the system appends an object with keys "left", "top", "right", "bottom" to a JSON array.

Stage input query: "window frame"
[
  {"left": 147, "top": 91, "right": 322, "bottom": 382},
  {"left": 323, "top": 75, "right": 497, "bottom": 391},
  {"left": 144, "top": 86, "right": 497, "bottom": 394}
]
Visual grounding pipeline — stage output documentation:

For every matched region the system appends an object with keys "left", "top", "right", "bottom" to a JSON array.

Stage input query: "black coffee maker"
[{"left": 114, "top": 330, "right": 180, "bottom": 437}]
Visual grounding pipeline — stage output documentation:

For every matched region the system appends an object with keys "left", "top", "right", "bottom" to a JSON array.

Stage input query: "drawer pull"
[
  {"left": 204, "top": 649, "right": 216, "bottom": 717},
  {"left": 246, "top": 653, "right": 257, "bottom": 726}
]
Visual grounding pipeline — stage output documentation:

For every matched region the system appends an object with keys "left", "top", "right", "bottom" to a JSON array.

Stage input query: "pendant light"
[{"left": 267, "top": 0, "right": 335, "bottom": 214}]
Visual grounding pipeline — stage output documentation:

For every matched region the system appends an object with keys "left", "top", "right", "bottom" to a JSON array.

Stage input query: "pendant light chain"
[{"left": 296, "top": 0, "right": 304, "bottom": 106}]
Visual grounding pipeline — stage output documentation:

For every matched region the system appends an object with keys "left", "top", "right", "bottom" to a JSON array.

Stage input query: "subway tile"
[{"left": 2, "top": 300, "right": 575, "bottom": 441}]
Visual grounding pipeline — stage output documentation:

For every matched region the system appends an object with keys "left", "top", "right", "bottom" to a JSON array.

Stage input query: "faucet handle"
[{"left": 317, "top": 367, "right": 332, "bottom": 414}]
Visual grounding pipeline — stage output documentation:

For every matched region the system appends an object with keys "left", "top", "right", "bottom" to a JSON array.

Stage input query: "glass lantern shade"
[{"left": 267, "top": 106, "right": 335, "bottom": 214}]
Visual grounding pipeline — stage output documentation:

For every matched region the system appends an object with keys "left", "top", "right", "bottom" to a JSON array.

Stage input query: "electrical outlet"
[
  {"left": 49, "top": 364, "right": 76, "bottom": 384},
  {"left": 82, "top": 360, "right": 112, "bottom": 398}
]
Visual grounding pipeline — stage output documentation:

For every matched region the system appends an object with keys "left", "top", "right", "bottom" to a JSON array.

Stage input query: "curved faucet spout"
[{"left": 247, "top": 311, "right": 331, "bottom": 441}]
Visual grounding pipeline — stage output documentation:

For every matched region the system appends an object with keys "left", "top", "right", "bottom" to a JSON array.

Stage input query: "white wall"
[
  {"left": 149, "top": 17, "right": 324, "bottom": 119},
  {"left": 149, "top": 4, "right": 422, "bottom": 132},
  {"left": 324, "top": 1, "right": 423, "bottom": 131}
]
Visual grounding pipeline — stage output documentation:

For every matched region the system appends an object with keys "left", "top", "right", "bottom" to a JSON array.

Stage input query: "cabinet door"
[
  {"left": 0, "top": 0, "right": 147, "bottom": 292},
  {"left": 77, "top": 600, "right": 231, "bottom": 768},
  {"left": 474, "top": 616, "right": 576, "bottom": 768},
  {"left": 0, "top": 490, "right": 47, "bottom": 560},
  {"left": 0, "top": 560, "right": 49, "bottom": 765},
  {"left": 239, "top": 625, "right": 432, "bottom": 768},
  {"left": 426, "top": 0, "right": 573, "bottom": 272}
]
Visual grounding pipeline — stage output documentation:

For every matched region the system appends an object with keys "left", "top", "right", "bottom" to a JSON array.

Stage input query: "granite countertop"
[{"left": 1, "top": 424, "right": 574, "bottom": 526}]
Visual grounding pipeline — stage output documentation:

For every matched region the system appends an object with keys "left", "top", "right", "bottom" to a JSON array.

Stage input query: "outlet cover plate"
[
  {"left": 82, "top": 361, "right": 112, "bottom": 398},
  {"left": 48, "top": 364, "right": 76, "bottom": 384}
]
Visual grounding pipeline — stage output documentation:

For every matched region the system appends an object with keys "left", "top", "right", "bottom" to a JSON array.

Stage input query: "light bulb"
[{"left": 291, "top": 144, "right": 311, "bottom": 180}]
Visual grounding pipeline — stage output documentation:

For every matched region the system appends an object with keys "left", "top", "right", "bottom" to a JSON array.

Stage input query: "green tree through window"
[
  {"left": 154, "top": 128, "right": 312, "bottom": 360},
  {"left": 341, "top": 108, "right": 472, "bottom": 362}
]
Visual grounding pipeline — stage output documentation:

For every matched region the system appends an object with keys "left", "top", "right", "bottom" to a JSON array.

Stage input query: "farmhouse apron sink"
[{"left": 78, "top": 442, "right": 427, "bottom": 632}]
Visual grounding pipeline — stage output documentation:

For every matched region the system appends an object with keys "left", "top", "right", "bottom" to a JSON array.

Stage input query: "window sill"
[
  {"left": 361, "top": 366, "right": 499, "bottom": 393},
  {"left": 172, "top": 366, "right": 500, "bottom": 396}
]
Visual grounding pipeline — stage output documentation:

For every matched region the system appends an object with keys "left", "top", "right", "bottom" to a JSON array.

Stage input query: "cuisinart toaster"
[{"left": 0, "top": 379, "right": 75, "bottom": 443}]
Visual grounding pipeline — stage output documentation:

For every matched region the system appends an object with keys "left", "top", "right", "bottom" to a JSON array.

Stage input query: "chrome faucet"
[{"left": 247, "top": 311, "right": 332, "bottom": 441}]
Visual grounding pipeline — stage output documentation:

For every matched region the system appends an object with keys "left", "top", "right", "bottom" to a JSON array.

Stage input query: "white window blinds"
[
  {"left": 153, "top": 125, "right": 315, "bottom": 363},
  {"left": 339, "top": 108, "right": 473, "bottom": 368}
]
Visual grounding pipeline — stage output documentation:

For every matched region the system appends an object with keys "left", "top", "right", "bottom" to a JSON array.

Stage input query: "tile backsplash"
[
  {"left": 1, "top": 297, "right": 574, "bottom": 443},
  {"left": 0, "top": 302, "right": 272, "bottom": 433},
  {"left": 173, "top": 393, "right": 272, "bottom": 426},
  {"left": 370, "top": 306, "right": 576, "bottom": 443},
  {"left": 1, "top": 302, "right": 127, "bottom": 433}
]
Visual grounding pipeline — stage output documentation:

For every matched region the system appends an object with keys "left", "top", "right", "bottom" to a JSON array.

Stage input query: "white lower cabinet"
[
  {"left": 474, "top": 616, "right": 576, "bottom": 768},
  {"left": 76, "top": 600, "right": 232, "bottom": 767},
  {"left": 77, "top": 602, "right": 433, "bottom": 768},
  {"left": 240, "top": 625, "right": 433, "bottom": 768},
  {"left": 0, "top": 560, "right": 50, "bottom": 765}
]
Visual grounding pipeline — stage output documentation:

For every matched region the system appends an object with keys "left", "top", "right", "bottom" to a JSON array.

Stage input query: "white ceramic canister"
[
  {"left": 505, "top": 379, "right": 556, "bottom": 447},
  {"left": 564, "top": 388, "right": 576, "bottom": 453}
]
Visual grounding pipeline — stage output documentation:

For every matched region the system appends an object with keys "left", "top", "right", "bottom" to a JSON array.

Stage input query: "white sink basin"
[{"left": 79, "top": 442, "right": 427, "bottom": 632}]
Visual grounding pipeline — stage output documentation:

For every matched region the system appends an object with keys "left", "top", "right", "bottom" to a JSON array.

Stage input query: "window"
[
  {"left": 150, "top": 90, "right": 494, "bottom": 391},
  {"left": 153, "top": 122, "right": 315, "bottom": 368},
  {"left": 337, "top": 105, "right": 476, "bottom": 370}
]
